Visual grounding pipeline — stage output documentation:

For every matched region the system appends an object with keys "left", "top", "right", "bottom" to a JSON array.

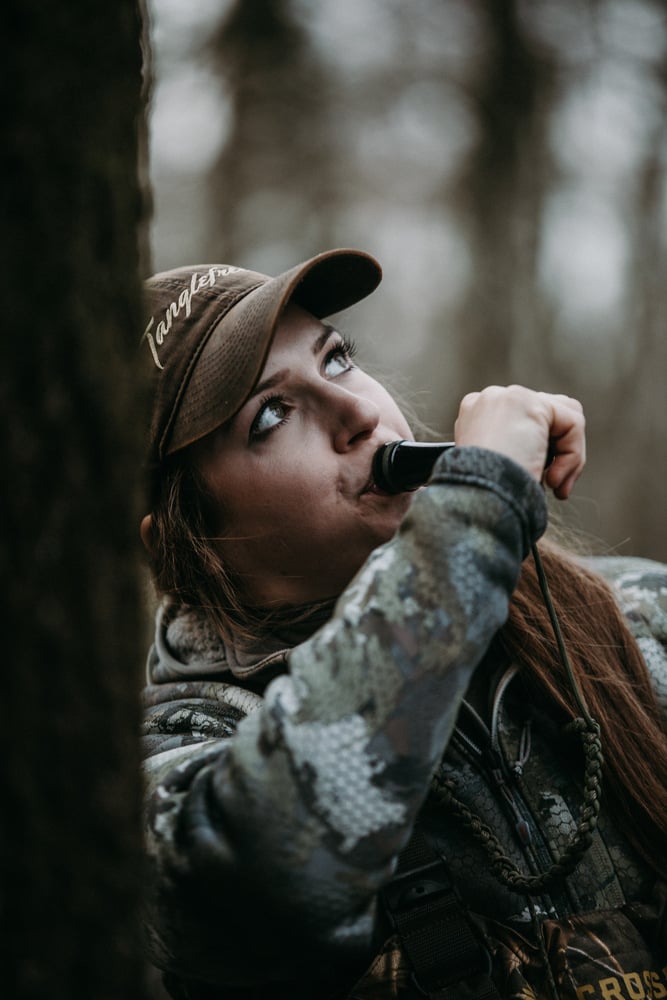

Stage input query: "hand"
[{"left": 454, "top": 385, "right": 586, "bottom": 499}]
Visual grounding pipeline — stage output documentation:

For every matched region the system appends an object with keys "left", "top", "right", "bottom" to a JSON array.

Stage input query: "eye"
[
  {"left": 324, "top": 336, "right": 357, "bottom": 377},
  {"left": 249, "top": 396, "right": 291, "bottom": 441}
]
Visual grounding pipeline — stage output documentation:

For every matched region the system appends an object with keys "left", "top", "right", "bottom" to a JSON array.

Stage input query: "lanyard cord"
[
  {"left": 530, "top": 542, "right": 597, "bottom": 727},
  {"left": 429, "top": 543, "right": 604, "bottom": 895}
]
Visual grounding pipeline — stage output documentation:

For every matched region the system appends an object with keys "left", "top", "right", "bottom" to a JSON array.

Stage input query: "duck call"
[{"left": 372, "top": 440, "right": 455, "bottom": 494}]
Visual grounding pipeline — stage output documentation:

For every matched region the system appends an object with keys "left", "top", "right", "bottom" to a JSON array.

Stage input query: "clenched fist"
[{"left": 454, "top": 385, "right": 586, "bottom": 500}]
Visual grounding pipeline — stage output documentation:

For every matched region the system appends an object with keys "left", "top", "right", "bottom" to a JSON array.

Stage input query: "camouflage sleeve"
[
  {"left": 584, "top": 555, "right": 667, "bottom": 715},
  {"left": 143, "top": 447, "right": 547, "bottom": 987}
]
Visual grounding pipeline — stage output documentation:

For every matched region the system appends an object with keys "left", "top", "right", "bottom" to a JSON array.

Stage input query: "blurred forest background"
[
  {"left": 3, "top": 3, "right": 664, "bottom": 996},
  {"left": 146, "top": 0, "right": 667, "bottom": 561}
]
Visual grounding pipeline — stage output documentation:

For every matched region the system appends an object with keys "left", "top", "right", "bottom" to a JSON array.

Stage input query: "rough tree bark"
[{"left": 1, "top": 2, "right": 151, "bottom": 997}]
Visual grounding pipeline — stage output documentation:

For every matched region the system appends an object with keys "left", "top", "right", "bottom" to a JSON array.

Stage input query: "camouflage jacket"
[{"left": 141, "top": 447, "right": 667, "bottom": 1000}]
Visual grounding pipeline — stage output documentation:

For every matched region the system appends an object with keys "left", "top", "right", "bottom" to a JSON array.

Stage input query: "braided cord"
[{"left": 429, "top": 544, "right": 604, "bottom": 895}]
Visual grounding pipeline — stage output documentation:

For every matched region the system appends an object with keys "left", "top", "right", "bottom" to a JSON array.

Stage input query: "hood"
[{"left": 146, "top": 595, "right": 334, "bottom": 685}]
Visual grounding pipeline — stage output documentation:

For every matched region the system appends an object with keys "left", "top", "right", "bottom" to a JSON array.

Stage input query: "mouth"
[
  {"left": 358, "top": 439, "right": 406, "bottom": 498},
  {"left": 358, "top": 468, "right": 392, "bottom": 498},
  {"left": 360, "top": 481, "right": 390, "bottom": 498}
]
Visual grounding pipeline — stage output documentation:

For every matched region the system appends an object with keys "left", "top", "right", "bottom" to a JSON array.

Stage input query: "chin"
[{"left": 362, "top": 520, "right": 402, "bottom": 559}]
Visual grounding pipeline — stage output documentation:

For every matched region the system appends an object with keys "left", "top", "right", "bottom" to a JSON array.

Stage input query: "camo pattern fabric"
[
  {"left": 140, "top": 447, "right": 667, "bottom": 999},
  {"left": 584, "top": 555, "right": 667, "bottom": 712},
  {"left": 345, "top": 896, "right": 667, "bottom": 1000}
]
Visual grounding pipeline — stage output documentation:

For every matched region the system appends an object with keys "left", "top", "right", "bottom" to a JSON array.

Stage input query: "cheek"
[
  {"left": 220, "top": 465, "right": 321, "bottom": 536},
  {"left": 199, "top": 469, "right": 257, "bottom": 539},
  {"left": 366, "top": 379, "right": 412, "bottom": 435}
]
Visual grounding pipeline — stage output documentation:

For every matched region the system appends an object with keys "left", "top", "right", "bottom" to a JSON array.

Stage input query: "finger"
[
  {"left": 458, "top": 390, "right": 481, "bottom": 414},
  {"left": 543, "top": 437, "right": 586, "bottom": 498},
  {"left": 544, "top": 440, "right": 586, "bottom": 488},
  {"left": 540, "top": 396, "right": 586, "bottom": 498}
]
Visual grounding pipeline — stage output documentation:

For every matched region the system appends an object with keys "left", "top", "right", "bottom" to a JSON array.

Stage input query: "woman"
[{"left": 140, "top": 249, "right": 667, "bottom": 1000}]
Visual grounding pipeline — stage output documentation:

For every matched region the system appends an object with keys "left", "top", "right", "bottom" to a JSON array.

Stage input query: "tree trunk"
[
  {"left": 447, "top": 0, "right": 558, "bottom": 401},
  {"left": 205, "top": 0, "right": 340, "bottom": 265},
  {"left": 1, "top": 2, "right": 151, "bottom": 997}
]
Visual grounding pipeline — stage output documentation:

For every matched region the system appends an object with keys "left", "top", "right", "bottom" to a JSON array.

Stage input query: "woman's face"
[{"left": 194, "top": 303, "right": 414, "bottom": 608}]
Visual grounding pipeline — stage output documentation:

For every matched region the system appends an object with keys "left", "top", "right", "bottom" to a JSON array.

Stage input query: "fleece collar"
[{"left": 147, "top": 595, "right": 334, "bottom": 684}]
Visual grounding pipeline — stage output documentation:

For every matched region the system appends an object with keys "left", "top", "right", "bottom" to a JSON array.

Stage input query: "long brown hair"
[
  {"left": 500, "top": 541, "right": 667, "bottom": 879},
  {"left": 145, "top": 451, "right": 667, "bottom": 878},
  {"left": 148, "top": 456, "right": 270, "bottom": 641}
]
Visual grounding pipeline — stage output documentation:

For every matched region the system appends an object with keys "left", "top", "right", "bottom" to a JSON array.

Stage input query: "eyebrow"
[
  {"left": 313, "top": 323, "right": 337, "bottom": 354},
  {"left": 244, "top": 323, "right": 339, "bottom": 404}
]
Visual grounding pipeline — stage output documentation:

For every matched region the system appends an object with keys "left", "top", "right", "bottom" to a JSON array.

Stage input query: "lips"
[
  {"left": 357, "top": 440, "right": 397, "bottom": 497},
  {"left": 370, "top": 481, "right": 394, "bottom": 497},
  {"left": 358, "top": 468, "right": 391, "bottom": 498}
]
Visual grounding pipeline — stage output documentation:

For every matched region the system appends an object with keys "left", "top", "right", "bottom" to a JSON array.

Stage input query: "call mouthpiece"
[{"left": 372, "top": 440, "right": 455, "bottom": 494}]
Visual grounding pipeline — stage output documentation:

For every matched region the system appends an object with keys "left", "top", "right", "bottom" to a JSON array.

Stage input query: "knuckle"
[{"left": 459, "top": 391, "right": 479, "bottom": 410}]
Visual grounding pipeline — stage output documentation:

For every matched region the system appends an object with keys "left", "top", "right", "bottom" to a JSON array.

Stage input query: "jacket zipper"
[
  {"left": 454, "top": 668, "right": 564, "bottom": 894},
  {"left": 453, "top": 719, "right": 535, "bottom": 851}
]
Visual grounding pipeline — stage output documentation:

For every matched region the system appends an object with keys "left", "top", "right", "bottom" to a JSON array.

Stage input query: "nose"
[{"left": 323, "top": 383, "right": 380, "bottom": 453}]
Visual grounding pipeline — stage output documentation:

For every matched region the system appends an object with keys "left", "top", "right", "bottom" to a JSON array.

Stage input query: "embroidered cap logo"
[{"left": 143, "top": 266, "right": 242, "bottom": 369}]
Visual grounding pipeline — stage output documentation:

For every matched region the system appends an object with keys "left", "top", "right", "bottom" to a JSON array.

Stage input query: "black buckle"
[{"left": 381, "top": 851, "right": 493, "bottom": 994}]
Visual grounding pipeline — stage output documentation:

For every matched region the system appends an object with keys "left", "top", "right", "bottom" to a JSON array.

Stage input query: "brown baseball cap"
[{"left": 143, "top": 248, "right": 382, "bottom": 464}]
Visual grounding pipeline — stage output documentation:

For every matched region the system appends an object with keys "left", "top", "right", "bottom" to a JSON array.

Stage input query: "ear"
[{"left": 140, "top": 514, "right": 154, "bottom": 554}]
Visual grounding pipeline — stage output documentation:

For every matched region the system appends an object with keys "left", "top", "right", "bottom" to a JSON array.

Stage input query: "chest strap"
[{"left": 381, "top": 826, "right": 501, "bottom": 999}]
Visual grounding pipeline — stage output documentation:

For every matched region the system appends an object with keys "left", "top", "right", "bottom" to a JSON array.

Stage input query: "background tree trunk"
[
  {"left": 448, "top": 0, "right": 559, "bottom": 399},
  {"left": 1, "top": 2, "right": 151, "bottom": 997},
  {"left": 205, "top": 0, "right": 341, "bottom": 266}
]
